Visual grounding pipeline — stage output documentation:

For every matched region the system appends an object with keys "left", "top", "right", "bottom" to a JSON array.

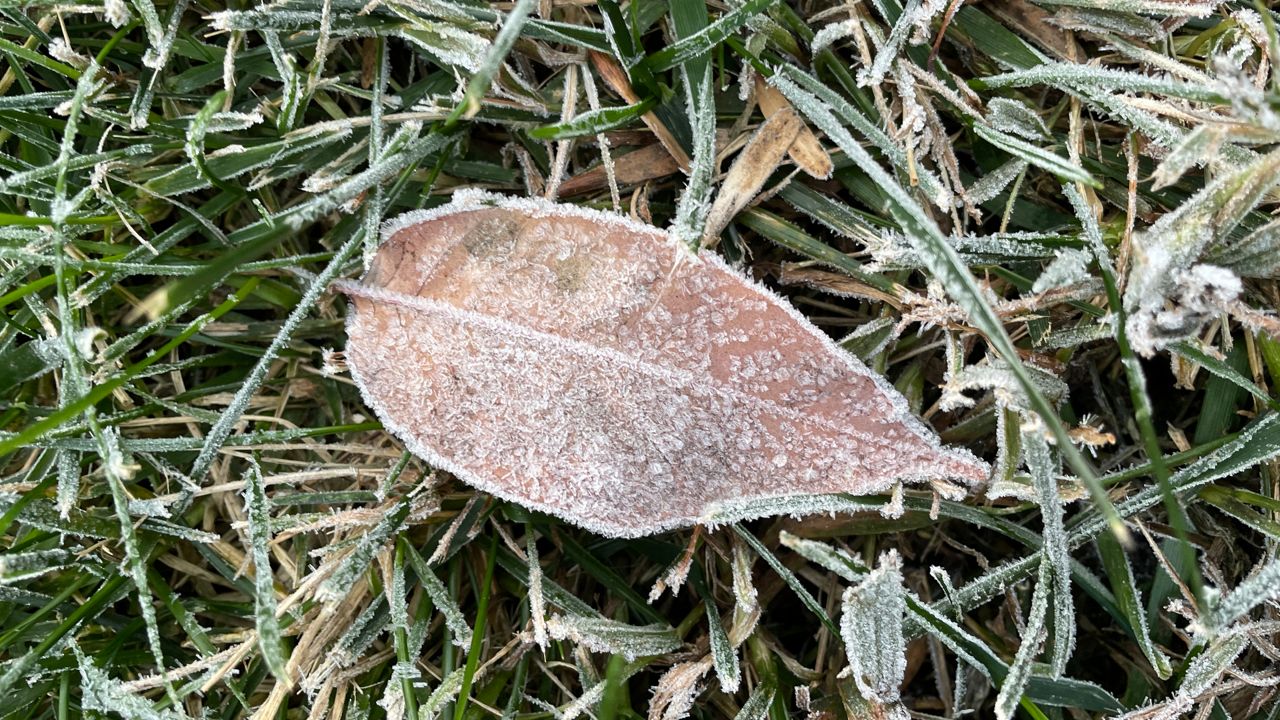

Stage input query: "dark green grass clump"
[{"left": 2, "top": 1, "right": 1280, "bottom": 718}]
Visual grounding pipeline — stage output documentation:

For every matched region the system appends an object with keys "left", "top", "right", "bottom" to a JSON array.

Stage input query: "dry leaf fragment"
[
  {"left": 558, "top": 143, "right": 681, "bottom": 198},
  {"left": 701, "top": 108, "right": 804, "bottom": 248},
  {"left": 754, "top": 76, "right": 833, "bottom": 180},
  {"left": 341, "top": 190, "right": 987, "bottom": 537}
]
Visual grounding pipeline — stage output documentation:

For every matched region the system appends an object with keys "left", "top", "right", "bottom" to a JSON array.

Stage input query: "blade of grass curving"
[
  {"left": 973, "top": 124, "right": 1099, "bottom": 187},
  {"left": 732, "top": 524, "right": 838, "bottom": 637},
  {"left": 400, "top": 538, "right": 473, "bottom": 649},
  {"left": 528, "top": 98, "right": 655, "bottom": 140},
  {"left": 1024, "top": 431, "right": 1073, "bottom": 676},
  {"left": 773, "top": 63, "right": 949, "bottom": 205},
  {"left": 977, "top": 63, "right": 1229, "bottom": 104},
  {"left": 544, "top": 612, "right": 683, "bottom": 659}
]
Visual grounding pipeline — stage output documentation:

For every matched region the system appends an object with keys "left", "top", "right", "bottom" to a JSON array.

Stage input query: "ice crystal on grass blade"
[
  {"left": 544, "top": 613, "right": 683, "bottom": 661},
  {"left": 840, "top": 549, "right": 908, "bottom": 720},
  {"left": 341, "top": 191, "right": 986, "bottom": 537}
]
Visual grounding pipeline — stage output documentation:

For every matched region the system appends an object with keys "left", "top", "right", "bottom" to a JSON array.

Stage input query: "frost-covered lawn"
[{"left": 2, "top": 1, "right": 1280, "bottom": 719}]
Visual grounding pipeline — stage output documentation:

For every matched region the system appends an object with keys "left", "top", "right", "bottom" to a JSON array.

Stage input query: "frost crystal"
[
  {"left": 840, "top": 549, "right": 909, "bottom": 719},
  {"left": 342, "top": 191, "right": 987, "bottom": 537},
  {"left": 1128, "top": 262, "right": 1242, "bottom": 356}
]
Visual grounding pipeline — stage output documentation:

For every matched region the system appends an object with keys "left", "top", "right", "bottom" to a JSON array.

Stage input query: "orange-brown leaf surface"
[{"left": 341, "top": 191, "right": 987, "bottom": 537}]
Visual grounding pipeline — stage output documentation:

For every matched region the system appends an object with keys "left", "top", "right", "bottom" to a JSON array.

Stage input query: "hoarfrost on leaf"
[
  {"left": 1032, "top": 249, "right": 1092, "bottom": 294},
  {"left": 544, "top": 613, "right": 683, "bottom": 661},
  {"left": 840, "top": 549, "right": 908, "bottom": 718},
  {"left": 341, "top": 191, "right": 987, "bottom": 537}
]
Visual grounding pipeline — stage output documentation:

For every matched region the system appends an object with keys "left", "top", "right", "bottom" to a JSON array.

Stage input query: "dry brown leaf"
[
  {"left": 340, "top": 190, "right": 987, "bottom": 537},
  {"left": 558, "top": 143, "right": 681, "bottom": 198},
  {"left": 754, "top": 76, "right": 833, "bottom": 180},
  {"left": 701, "top": 108, "right": 804, "bottom": 247},
  {"left": 588, "top": 50, "right": 691, "bottom": 171}
]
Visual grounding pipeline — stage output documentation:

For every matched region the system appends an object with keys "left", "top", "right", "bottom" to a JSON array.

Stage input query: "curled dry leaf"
[
  {"left": 341, "top": 190, "right": 987, "bottom": 537},
  {"left": 700, "top": 108, "right": 804, "bottom": 248},
  {"left": 754, "top": 76, "right": 833, "bottom": 180}
]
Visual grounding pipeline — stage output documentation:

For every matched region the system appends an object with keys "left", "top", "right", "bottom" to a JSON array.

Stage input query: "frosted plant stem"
[
  {"left": 129, "top": 0, "right": 192, "bottom": 128},
  {"left": 363, "top": 37, "right": 389, "bottom": 270},
  {"left": 447, "top": 0, "right": 537, "bottom": 128},
  {"left": 243, "top": 462, "right": 287, "bottom": 681},
  {"left": 673, "top": 64, "right": 716, "bottom": 249},
  {"left": 95, "top": 414, "right": 182, "bottom": 712},
  {"left": 1064, "top": 182, "right": 1198, "bottom": 592},
  {"left": 188, "top": 229, "right": 365, "bottom": 484}
]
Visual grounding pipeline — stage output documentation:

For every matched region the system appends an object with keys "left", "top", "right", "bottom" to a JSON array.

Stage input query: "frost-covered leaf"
[
  {"left": 840, "top": 549, "right": 907, "bottom": 711},
  {"left": 341, "top": 190, "right": 987, "bottom": 537},
  {"left": 705, "top": 599, "right": 740, "bottom": 692},
  {"left": 544, "top": 613, "right": 683, "bottom": 661},
  {"left": 1125, "top": 148, "right": 1280, "bottom": 355},
  {"left": 985, "top": 98, "right": 1049, "bottom": 141},
  {"left": 1206, "top": 217, "right": 1280, "bottom": 279}
]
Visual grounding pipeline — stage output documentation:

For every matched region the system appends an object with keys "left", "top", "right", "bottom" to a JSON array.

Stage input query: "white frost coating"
[
  {"left": 544, "top": 614, "right": 683, "bottom": 661},
  {"left": 350, "top": 191, "right": 987, "bottom": 537},
  {"left": 103, "top": 0, "right": 131, "bottom": 27},
  {"left": 810, "top": 20, "right": 858, "bottom": 59},
  {"left": 985, "top": 98, "right": 1048, "bottom": 142},
  {"left": 840, "top": 549, "right": 909, "bottom": 719},
  {"left": 1032, "top": 248, "right": 1091, "bottom": 293},
  {"left": 1128, "top": 261, "right": 1242, "bottom": 356}
]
